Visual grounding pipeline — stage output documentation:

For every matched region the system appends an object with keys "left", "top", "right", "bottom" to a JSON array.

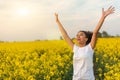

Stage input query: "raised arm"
[
  {"left": 90, "top": 6, "right": 115, "bottom": 49},
  {"left": 54, "top": 13, "right": 74, "bottom": 49}
]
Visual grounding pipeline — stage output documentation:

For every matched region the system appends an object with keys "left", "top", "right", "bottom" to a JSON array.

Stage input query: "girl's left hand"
[{"left": 102, "top": 6, "right": 115, "bottom": 18}]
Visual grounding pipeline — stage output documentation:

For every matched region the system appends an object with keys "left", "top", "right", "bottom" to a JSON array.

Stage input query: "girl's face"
[{"left": 76, "top": 31, "right": 88, "bottom": 44}]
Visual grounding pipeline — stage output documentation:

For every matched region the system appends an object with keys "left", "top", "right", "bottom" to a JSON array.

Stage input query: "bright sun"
[{"left": 17, "top": 8, "right": 29, "bottom": 16}]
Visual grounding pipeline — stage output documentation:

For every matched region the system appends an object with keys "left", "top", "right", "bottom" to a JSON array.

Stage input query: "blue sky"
[{"left": 0, "top": 0, "right": 120, "bottom": 41}]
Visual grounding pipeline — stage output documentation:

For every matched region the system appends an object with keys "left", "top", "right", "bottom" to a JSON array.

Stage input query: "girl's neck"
[{"left": 79, "top": 43, "right": 86, "bottom": 47}]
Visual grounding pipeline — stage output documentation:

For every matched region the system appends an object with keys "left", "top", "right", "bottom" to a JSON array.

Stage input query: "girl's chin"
[
  {"left": 77, "top": 39, "right": 81, "bottom": 42},
  {"left": 77, "top": 40, "right": 81, "bottom": 43}
]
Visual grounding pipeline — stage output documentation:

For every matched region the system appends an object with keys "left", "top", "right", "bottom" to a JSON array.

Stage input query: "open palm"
[{"left": 102, "top": 6, "right": 115, "bottom": 18}]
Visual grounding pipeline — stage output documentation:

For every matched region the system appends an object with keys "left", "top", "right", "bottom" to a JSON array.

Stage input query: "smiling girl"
[{"left": 55, "top": 6, "right": 115, "bottom": 80}]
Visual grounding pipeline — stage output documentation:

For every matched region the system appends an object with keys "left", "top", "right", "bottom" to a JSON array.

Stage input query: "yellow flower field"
[
  {"left": 0, "top": 38, "right": 120, "bottom": 80},
  {"left": 94, "top": 38, "right": 120, "bottom": 80}
]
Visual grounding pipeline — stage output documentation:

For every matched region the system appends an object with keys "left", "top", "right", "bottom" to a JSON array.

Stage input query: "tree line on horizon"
[{"left": 0, "top": 30, "right": 120, "bottom": 42}]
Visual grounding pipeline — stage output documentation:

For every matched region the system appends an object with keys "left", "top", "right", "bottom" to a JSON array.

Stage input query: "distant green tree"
[
  {"left": 60, "top": 36, "right": 63, "bottom": 40},
  {"left": 116, "top": 34, "right": 120, "bottom": 37},
  {"left": 0, "top": 41, "right": 4, "bottom": 42},
  {"left": 102, "top": 31, "right": 109, "bottom": 37},
  {"left": 97, "top": 32, "right": 102, "bottom": 37}
]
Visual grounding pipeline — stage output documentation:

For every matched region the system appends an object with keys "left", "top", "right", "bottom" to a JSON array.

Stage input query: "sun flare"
[{"left": 17, "top": 8, "right": 29, "bottom": 16}]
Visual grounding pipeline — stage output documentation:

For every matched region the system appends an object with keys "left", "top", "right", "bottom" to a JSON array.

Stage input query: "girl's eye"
[
  {"left": 80, "top": 34, "right": 83, "bottom": 36},
  {"left": 76, "top": 34, "right": 83, "bottom": 37},
  {"left": 76, "top": 34, "right": 78, "bottom": 37}
]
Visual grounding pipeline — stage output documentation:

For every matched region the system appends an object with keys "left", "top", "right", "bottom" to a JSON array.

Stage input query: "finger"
[
  {"left": 109, "top": 6, "right": 115, "bottom": 10},
  {"left": 111, "top": 7, "right": 115, "bottom": 11},
  {"left": 54, "top": 13, "right": 58, "bottom": 16},
  {"left": 102, "top": 8, "right": 104, "bottom": 13},
  {"left": 109, "top": 10, "right": 115, "bottom": 15},
  {"left": 109, "top": 12, "right": 114, "bottom": 15},
  {"left": 110, "top": 7, "right": 115, "bottom": 13},
  {"left": 108, "top": 6, "right": 112, "bottom": 10}
]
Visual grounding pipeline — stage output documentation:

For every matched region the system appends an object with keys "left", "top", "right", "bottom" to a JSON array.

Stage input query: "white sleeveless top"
[{"left": 73, "top": 44, "right": 95, "bottom": 80}]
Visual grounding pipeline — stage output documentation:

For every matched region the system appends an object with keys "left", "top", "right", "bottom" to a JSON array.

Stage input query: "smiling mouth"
[{"left": 77, "top": 38, "right": 81, "bottom": 41}]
